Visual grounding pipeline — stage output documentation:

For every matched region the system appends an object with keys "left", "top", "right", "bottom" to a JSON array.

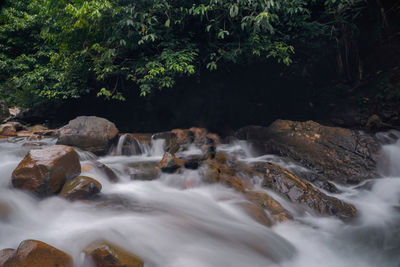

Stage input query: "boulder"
[
  {"left": 57, "top": 116, "right": 119, "bottom": 154},
  {"left": 0, "top": 249, "right": 14, "bottom": 267},
  {"left": 157, "top": 152, "right": 185, "bottom": 173},
  {"left": 0, "top": 100, "right": 10, "bottom": 123},
  {"left": 11, "top": 145, "right": 81, "bottom": 197},
  {"left": 0, "top": 122, "right": 23, "bottom": 136},
  {"left": 83, "top": 240, "right": 144, "bottom": 267},
  {"left": 257, "top": 162, "right": 357, "bottom": 220},
  {"left": 237, "top": 120, "right": 381, "bottom": 184},
  {"left": 3, "top": 240, "right": 73, "bottom": 267},
  {"left": 60, "top": 176, "right": 102, "bottom": 200}
]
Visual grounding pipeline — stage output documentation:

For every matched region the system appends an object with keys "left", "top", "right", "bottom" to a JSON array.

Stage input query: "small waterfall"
[{"left": 114, "top": 134, "right": 144, "bottom": 156}]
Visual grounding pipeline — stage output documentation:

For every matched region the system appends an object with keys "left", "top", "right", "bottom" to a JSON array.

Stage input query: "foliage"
[{"left": 0, "top": 0, "right": 373, "bottom": 105}]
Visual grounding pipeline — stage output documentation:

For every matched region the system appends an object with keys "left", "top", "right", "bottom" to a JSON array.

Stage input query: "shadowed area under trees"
[{"left": 0, "top": 0, "right": 399, "bottom": 132}]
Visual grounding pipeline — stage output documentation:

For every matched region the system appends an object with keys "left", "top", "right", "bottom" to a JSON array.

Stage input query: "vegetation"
[{"left": 0, "top": 0, "right": 395, "bottom": 107}]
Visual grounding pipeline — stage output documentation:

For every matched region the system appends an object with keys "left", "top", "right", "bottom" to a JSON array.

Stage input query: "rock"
[
  {"left": 258, "top": 162, "right": 357, "bottom": 220},
  {"left": 0, "top": 249, "right": 14, "bottom": 267},
  {"left": 57, "top": 116, "right": 119, "bottom": 155},
  {"left": 3, "top": 240, "right": 73, "bottom": 267},
  {"left": 0, "top": 101, "right": 10, "bottom": 123},
  {"left": 29, "top": 125, "right": 48, "bottom": 132},
  {"left": 237, "top": 120, "right": 381, "bottom": 184},
  {"left": 157, "top": 152, "right": 185, "bottom": 173},
  {"left": 88, "top": 160, "right": 119, "bottom": 182},
  {"left": 245, "top": 191, "right": 293, "bottom": 223},
  {"left": 203, "top": 154, "right": 250, "bottom": 193},
  {"left": 238, "top": 202, "right": 273, "bottom": 227},
  {"left": 21, "top": 142, "right": 47, "bottom": 147},
  {"left": 60, "top": 176, "right": 102, "bottom": 200},
  {"left": 0, "top": 122, "right": 23, "bottom": 136},
  {"left": 182, "top": 154, "right": 203, "bottom": 170},
  {"left": 83, "top": 240, "right": 144, "bottom": 267},
  {"left": 153, "top": 127, "right": 219, "bottom": 155},
  {"left": 11, "top": 145, "right": 81, "bottom": 197}
]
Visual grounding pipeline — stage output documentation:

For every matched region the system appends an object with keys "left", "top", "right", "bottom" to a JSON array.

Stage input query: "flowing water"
[{"left": 0, "top": 134, "right": 399, "bottom": 267}]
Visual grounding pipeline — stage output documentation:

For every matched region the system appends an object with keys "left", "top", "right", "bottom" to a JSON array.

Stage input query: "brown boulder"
[
  {"left": 0, "top": 249, "right": 14, "bottom": 267},
  {"left": 57, "top": 116, "right": 119, "bottom": 155},
  {"left": 3, "top": 240, "right": 73, "bottom": 267},
  {"left": 83, "top": 240, "right": 144, "bottom": 267},
  {"left": 237, "top": 120, "right": 381, "bottom": 184},
  {"left": 11, "top": 145, "right": 81, "bottom": 197},
  {"left": 60, "top": 176, "right": 102, "bottom": 200},
  {"left": 0, "top": 122, "right": 22, "bottom": 136},
  {"left": 257, "top": 162, "right": 357, "bottom": 220}
]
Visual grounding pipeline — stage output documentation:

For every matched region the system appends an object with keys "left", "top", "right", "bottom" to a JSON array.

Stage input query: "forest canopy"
[{"left": 0, "top": 0, "right": 376, "bottom": 106}]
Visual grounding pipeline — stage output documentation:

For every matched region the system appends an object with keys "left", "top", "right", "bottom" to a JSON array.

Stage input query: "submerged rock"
[
  {"left": 258, "top": 162, "right": 357, "bottom": 220},
  {"left": 60, "top": 176, "right": 102, "bottom": 200},
  {"left": 87, "top": 160, "right": 119, "bottom": 182},
  {"left": 83, "top": 240, "right": 144, "bottom": 267},
  {"left": 245, "top": 191, "right": 293, "bottom": 223},
  {"left": 0, "top": 202, "right": 11, "bottom": 221},
  {"left": 238, "top": 202, "right": 273, "bottom": 227},
  {"left": 3, "top": 240, "right": 73, "bottom": 267},
  {"left": 57, "top": 116, "right": 119, "bottom": 155},
  {"left": 237, "top": 120, "right": 381, "bottom": 184},
  {"left": 11, "top": 145, "right": 81, "bottom": 197},
  {"left": 0, "top": 249, "right": 14, "bottom": 267}
]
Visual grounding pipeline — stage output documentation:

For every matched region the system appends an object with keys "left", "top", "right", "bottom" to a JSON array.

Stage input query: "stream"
[{"left": 0, "top": 134, "right": 399, "bottom": 267}]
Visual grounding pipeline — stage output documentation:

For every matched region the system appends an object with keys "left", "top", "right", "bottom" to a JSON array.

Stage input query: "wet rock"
[
  {"left": 0, "top": 101, "right": 10, "bottom": 123},
  {"left": 88, "top": 160, "right": 119, "bottom": 182},
  {"left": 238, "top": 202, "right": 273, "bottom": 227},
  {"left": 245, "top": 191, "right": 293, "bottom": 222},
  {"left": 0, "top": 122, "right": 23, "bottom": 136},
  {"left": 60, "top": 176, "right": 102, "bottom": 200},
  {"left": 83, "top": 240, "right": 144, "bottom": 267},
  {"left": 57, "top": 116, "right": 119, "bottom": 155},
  {"left": 3, "top": 240, "right": 73, "bottom": 267},
  {"left": 157, "top": 152, "right": 185, "bottom": 173},
  {"left": 203, "top": 154, "right": 250, "bottom": 193},
  {"left": 237, "top": 120, "right": 381, "bottom": 184},
  {"left": 11, "top": 145, "right": 81, "bottom": 197},
  {"left": 182, "top": 154, "right": 203, "bottom": 170},
  {"left": 153, "top": 128, "right": 219, "bottom": 155},
  {"left": 0, "top": 249, "right": 14, "bottom": 266},
  {"left": 259, "top": 162, "right": 357, "bottom": 220}
]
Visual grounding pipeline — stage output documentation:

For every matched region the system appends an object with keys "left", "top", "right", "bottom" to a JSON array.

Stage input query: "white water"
[{"left": 0, "top": 135, "right": 399, "bottom": 267}]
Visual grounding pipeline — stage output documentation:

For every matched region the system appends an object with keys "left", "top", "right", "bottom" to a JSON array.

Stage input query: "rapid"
[{"left": 0, "top": 133, "right": 399, "bottom": 267}]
